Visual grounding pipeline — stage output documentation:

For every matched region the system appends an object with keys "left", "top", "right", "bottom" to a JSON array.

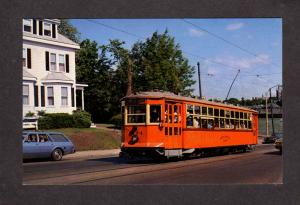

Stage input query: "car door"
[
  {"left": 37, "top": 133, "right": 54, "bottom": 158},
  {"left": 23, "top": 133, "right": 40, "bottom": 159}
]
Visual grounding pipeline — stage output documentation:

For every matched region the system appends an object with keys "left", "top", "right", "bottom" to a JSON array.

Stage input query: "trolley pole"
[
  {"left": 197, "top": 62, "right": 202, "bottom": 99},
  {"left": 225, "top": 69, "right": 240, "bottom": 101}
]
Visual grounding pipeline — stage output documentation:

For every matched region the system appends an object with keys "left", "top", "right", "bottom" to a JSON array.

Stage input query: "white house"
[{"left": 22, "top": 19, "right": 87, "bottom": 117}]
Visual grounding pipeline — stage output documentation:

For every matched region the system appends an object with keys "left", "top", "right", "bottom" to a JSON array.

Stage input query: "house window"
[
  {"left": 59, "top": 54, "right": 65, "bottom": 72},
  {"left": 23, "top": 48, "right": 27, "bottom": 67},
  {"left": 23, "top": 19, "right": 31, "bottom": 32},
  {"left": 47, "top": 87, "right": 54, "bottom": 106},
  {"left": 50, "top": 53, "right": 56, "bottom": 71},
  {"left": 61, "top": 87, "right": 68, "bottom": 106},
  {"left": 44, "top": 22, "right": 51, "bottom": 36},
  {"left": 23, "top": 85, "right": 29, "bottom": 105}
]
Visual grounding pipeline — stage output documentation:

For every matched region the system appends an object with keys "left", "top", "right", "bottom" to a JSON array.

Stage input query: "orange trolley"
[{"left": 120, "top": 91, "right": 258, "bottom": 158}]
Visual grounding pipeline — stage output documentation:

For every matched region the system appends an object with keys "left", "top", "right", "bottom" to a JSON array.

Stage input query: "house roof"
[
  {"left": 23, "top": 32, "right": 79, "bottom": 47},
  {"left": 23, "top": 69, "right": 36, "bottom": 80},
  {"left": 41, "top": 72, "right": 73, "bottom": 83}
]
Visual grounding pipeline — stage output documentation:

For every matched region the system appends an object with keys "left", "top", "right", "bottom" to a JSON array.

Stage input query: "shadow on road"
[
  {"left": 87, "top": 156, "right": 162, "bottom": 164},
  {"left": 23, "top": 158, "right": 53, "bottom": 163},
  {"left": 264, "top": 150, "right": 282, "bottom": 155}
]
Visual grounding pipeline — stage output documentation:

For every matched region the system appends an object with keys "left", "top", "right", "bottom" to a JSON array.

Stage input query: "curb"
[{"left": 64, "top": 149, "right": 120, "bottom": 160}]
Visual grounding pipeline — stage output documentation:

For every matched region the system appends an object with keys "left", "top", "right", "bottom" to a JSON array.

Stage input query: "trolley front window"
[
  {"left": 150, "top": 105, "right": 161, "bottom": 123},
  {"left": 127, "top": 105, "right": 146, "bottom": 123}
]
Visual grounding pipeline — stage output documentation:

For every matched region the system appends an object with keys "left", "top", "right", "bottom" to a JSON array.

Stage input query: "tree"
[
  {"left": 132, "top": 30, "right": 195, "bottom": 96},
  {"left": 106, "top": 30, "right": 196, "bottom": 97},
  {"left": 76, "top": 39, "right": 114, "bottom": 122},
  {"left": 58, "top": 19, "right": 81, "bottom": 43},
  {"left": 224, "top": 98, "right": 240, "bottom": 105}
]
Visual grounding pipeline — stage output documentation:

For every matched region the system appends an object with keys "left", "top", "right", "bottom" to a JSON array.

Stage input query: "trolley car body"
[{"left": 120, "top": 92, "right": 258, "bottom": 158}]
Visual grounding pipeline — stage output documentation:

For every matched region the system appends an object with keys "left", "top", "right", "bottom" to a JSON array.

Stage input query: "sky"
[{"left": 70, "top": 18, "right": 282, "bottom": 100}]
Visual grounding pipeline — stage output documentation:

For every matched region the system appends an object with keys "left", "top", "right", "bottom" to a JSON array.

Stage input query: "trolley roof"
[{"left": 122, "top": 91, "right": 258, "bottom": 113}]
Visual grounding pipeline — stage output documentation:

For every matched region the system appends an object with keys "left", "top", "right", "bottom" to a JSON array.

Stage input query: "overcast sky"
[{"left": 70, "top": 18, "right": 282, "bottom": 100}]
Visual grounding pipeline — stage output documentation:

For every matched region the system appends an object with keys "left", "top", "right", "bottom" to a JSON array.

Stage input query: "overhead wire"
[
  {"left": 85, "top": 19, "right": 281, "bottom": 82},
  {"left": 181, "top": 19, "right": 281, "bottom": 69}
]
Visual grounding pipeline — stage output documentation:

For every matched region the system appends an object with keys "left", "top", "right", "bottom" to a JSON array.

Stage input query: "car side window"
[
  {"left": 49, "top": 134, "right": 69, "bottom": 142},
  {"left": 38, "top": 134, "right": 50, "bottom": 142},
  {"left": 27, "top": 134, "right": 38, "bottom": 142}
]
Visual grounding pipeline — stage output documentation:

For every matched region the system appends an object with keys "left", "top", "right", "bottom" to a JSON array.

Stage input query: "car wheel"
[{"left": 52, "top": 149, "right": 63, "bottom": 161}]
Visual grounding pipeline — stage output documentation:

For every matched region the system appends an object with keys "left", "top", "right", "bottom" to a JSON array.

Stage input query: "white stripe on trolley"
[{"left": 155, "top": 143, "right": 164, "bottom": 147}]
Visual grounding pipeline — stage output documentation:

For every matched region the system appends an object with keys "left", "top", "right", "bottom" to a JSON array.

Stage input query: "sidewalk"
[{"left": 64, "top": 149, "right": 120, "bottom": 160}]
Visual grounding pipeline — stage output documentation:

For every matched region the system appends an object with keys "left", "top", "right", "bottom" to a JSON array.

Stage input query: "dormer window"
[
  {"left": 44, "top": 22, "right": 52, "bottom": 36},
  {"left": 23, "top": 19, "right": 31, "bottom": 32}
]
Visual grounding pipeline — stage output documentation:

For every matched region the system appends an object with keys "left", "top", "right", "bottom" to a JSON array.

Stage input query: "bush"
[
  {"left": 110, "top": 113, "right": 122, "bottom": 128},
  {"left": 37, "top": 110, "right": 46, "bottom": 116},
  {"left": 38, "top": 113, "right": 73, "bottom": 130},
  {"left": 72, "top": 110, "right": 91, "bottom": 128},
  {"left": 25, "top": 111, "right": 35, "bottom": 117},
  {"left": 38, "top": 111, "right": 91, "bottom": 130}
]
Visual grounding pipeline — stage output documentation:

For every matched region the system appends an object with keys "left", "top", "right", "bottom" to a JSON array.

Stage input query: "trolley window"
[
  {"left": 214, "top": 109, "right": 219, "bottom": 117},
  {"left": 202, "top": 107, "right": 207, "bottom": 115},
  {"left": 150, "top": 105, "right": 161, "bottom": 123},
  {"left": 208, "top": 107, "right": 213, "bottom": 116},
  {"left": 194, "top": 106, "right": 200, "bottom": 114},
  {"left": 127, "top": 105, "right": 146, "bottom": 123}
]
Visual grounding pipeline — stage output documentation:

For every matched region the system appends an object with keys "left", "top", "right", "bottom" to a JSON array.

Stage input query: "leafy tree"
[
  {"left": 58, "top": 19, "right": 81, "bottom": 43},
  {"left": 106, "top": 30, "right": 195, "bottom": 97},
  {"left": 224, "top": 98, "right": 240, "bottom": 105},
  {"left": 76, "top": 39, "right": 114, "bottom": 122},
  {"left": 132, "top": 31, "right": 195, "bottom": 96}
]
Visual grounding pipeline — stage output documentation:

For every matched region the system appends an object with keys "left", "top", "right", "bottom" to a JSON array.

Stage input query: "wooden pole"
[
  {"left": 265, "top": 95, "right": 269, "bottom": 138},
  {"left": 126, "top": 58, "right": 133, "bottom": 96}
]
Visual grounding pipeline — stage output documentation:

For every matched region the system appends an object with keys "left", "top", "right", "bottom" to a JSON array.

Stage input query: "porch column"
[{"left": 81, "top": 89, "right": 84, "bottom": 110}]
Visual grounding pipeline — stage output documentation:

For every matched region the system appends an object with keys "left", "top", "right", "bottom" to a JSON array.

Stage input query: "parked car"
[
  {"left": 23, "top": 131, "right": 75, "bottom": 161},
  {"left": 274, "top": 133, "right": 283, "bottom": 154},
  {"left": 23, "top": 117, "right": 38, "bottom": 130}
]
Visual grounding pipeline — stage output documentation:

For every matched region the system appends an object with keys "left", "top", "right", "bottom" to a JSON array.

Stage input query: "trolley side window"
[
  {"left": 150, "top": 105, "right": 161, "bottom": 123},
  {"left": 127, "top": 105, "right": 146, "bottom": 123}
]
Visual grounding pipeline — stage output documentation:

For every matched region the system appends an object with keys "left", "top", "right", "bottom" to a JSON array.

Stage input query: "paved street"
[{"left": 23, "top": 144, "right": 282, "bottom": 185}]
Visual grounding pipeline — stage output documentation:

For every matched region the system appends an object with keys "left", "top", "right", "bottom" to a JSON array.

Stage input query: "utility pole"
[
  {"left": 225, "top": 69, "right": 240, "bottom": 101},
  {"left": 265, "top": 93, "right": 269, "bottom": 138},
  {"left": 197, "top": 62, "right": 202, "bottom": 99},
  {"left": 126, "top": 58, "right": 133, "bottom": 96},
  {"left": 269, "top": 88, "right": 275, "bottom": 136}
]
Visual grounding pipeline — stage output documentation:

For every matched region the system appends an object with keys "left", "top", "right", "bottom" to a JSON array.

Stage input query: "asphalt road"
[{"left": 23, "top": 144, "right": 282, "bottom": 185}]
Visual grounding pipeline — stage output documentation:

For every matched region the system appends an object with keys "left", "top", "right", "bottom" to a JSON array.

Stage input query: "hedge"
[{"left": 38, "top": 110, "right": 91, "bottom": 130}]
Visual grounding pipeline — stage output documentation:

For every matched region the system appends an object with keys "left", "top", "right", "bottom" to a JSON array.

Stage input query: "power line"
[
  {"left": 85, "top": 19, "right": 279, "bottom": 78},
  {"left": 181, "top": 19, "right": 281, "bottom": 69},
  {"left": 86, "top": 19, "right": 145, "bottom": 39}
]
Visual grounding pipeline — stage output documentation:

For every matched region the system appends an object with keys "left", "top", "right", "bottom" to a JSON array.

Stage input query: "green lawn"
[
  {"left": 45, "top": 126, "right": 121, "bottom": 151},
  {"left": 258, "top": 118, "right": 283, "bottom": 136}
]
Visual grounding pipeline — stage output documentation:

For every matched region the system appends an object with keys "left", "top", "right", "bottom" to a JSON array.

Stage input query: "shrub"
[
  {"left": 110, "top": 113, "right": 122, "bottom": 128},
  {"left": 38, "top": 111, "right": 92, "bottom": 130},
  {"left": 25, "top": 111, "right": 35, "bottom": 117},
  {"left": 37, "top": 110, "right": 46, "bottom": 116},
  {"left": 72, "top": 110, "right": 92, "bottom": 128},
  {"left": 38, "top": 113, "right": 73, "bottom": 130}
]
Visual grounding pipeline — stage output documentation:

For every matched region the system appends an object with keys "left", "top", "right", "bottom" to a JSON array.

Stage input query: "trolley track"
[{"left": 23, "top": 145, "right": 278, "bottom": 185}]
